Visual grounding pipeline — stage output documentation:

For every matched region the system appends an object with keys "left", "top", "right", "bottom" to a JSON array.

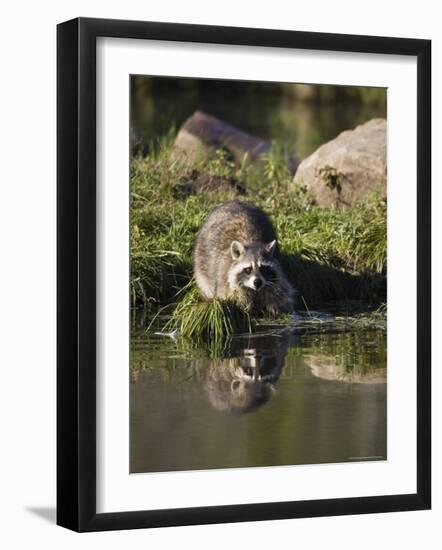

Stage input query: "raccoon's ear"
[
  {"left": 231, "top": 240, "right": 245, "bottom": 260},
  {"left": 265, "top": 240, "right": 277, "bottom": 256}
]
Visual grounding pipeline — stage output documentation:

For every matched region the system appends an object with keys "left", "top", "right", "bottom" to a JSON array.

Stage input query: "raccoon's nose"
[{"left": 253, "top": 278, "right": 263, "bottom": 289}]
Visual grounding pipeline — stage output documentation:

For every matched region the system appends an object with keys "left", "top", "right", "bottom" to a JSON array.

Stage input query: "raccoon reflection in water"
[{"left": 200, "top": 334, "right": 290, "bottom": 415}]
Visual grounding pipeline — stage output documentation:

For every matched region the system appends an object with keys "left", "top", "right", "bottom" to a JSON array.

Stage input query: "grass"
[
  {"left": 161, "top": 284, "right": 255, "bottom": 342},
  {"left": 130, "top": 134, "right": 387, "bottom": 338},
  {"left": 261, "top": 303, "right": 387, "bottom": 333}
]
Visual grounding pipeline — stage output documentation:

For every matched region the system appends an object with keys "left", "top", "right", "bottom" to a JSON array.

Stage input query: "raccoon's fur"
[{"left": 193, "top": 201, "right": 295, "bottom": 316}]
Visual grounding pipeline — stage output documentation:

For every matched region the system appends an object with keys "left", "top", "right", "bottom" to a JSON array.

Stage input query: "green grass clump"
[{"left": 162, "top": 285, "right": 255, "bottom": 342}]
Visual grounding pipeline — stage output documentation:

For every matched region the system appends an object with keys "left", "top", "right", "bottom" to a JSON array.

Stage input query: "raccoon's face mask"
[{"left": 230, "top": 240, "right": 278, "bottom": 291}]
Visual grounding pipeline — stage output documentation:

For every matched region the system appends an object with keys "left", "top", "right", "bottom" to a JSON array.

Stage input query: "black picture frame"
[{"left": 57, "top": 17, "right": 431, "bottom": 532}]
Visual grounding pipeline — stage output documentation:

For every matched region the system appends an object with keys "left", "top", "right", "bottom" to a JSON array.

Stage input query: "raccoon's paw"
[
  {"left": 232, "top": 289, "right": 254, "bottom": 312},
  {"left": 280, "top": 298, "right": 295, "bottom": 315}
]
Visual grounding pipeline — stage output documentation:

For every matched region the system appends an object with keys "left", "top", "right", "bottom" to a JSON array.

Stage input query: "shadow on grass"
[
  {"left": 132, "top": 255, "right": 386, "bottom": 313},
  {"left": 283, "top": 255, "right": 386, "bottom": 308}
]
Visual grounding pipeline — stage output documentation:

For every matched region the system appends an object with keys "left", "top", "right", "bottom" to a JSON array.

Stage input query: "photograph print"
[{"left": 129, "top": 76, "right": 387, "bottom": 474}]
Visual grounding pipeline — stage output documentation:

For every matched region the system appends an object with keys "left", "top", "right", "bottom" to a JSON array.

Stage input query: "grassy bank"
[{"left": 131, "top": 135, "right": 386, "bottom": 315}]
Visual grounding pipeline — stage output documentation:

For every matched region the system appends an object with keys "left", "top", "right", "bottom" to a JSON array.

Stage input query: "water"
[
  {"left": 130, "top": 327, "right": 386, "bottom": 473},
  {"left": 131, "top": 77, "right": 386, "bottom": 159}
]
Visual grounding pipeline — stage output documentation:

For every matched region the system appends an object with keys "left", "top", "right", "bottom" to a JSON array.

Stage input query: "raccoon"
[{"left": 193, "top": 201, "right": 295, "bottom": 316}]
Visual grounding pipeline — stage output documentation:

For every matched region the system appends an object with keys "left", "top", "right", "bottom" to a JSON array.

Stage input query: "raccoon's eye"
[{"left": 243, "top": 267, "right": 252, "bottom": 275}]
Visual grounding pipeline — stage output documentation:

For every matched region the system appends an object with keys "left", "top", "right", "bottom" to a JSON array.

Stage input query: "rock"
[
  {"left": 292, "top": 118, "right": 387, "bottom": 207},
  {"left": 171, "top": 111, "right": 271, "bottom": 166},
  {"left": 306, "top": 355, "right": 386, "bottom": 384},
  {"left": 174, "top": 170, "right": 246, "bottom": 197}
]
